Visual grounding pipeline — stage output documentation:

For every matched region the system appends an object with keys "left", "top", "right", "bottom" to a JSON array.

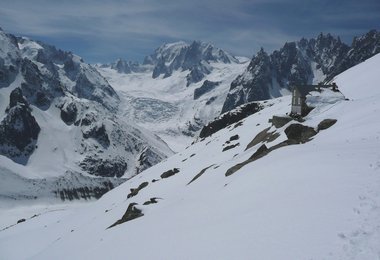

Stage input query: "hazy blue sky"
[{"left": 1, "top": 0, "right": 379, "bottom": 63}]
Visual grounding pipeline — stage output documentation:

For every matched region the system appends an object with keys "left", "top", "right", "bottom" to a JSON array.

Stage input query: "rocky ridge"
[{"left": 222, "top": 30, "right": 380, "bottom": 112}]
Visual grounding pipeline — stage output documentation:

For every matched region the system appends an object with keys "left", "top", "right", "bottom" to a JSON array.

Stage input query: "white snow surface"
[{"left": 1, "top": 54, "right": 380, "bottom": 259}]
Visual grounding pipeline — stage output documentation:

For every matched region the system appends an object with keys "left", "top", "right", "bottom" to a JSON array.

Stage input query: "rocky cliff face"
[
  {"left": 222, "top": 30, "right": 380, "bottom": 113},
  {"left": 326, "top": 29, "right": 380, "bottom": 81},
  {"left": 0, "top": 88, "right": 40, "bottom": 164},
  {"left": 0, "top": 28, "right": 173, "bottom": 184}
]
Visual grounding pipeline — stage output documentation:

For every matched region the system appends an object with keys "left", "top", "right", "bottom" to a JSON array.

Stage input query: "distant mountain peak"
[{"left": 145, "top": 40, "right": 239, "bottom": 85}]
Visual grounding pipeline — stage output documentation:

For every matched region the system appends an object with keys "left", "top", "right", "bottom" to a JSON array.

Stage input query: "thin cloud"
[{"left": 0, "top": 0, "right": 378, "bottom": 63}]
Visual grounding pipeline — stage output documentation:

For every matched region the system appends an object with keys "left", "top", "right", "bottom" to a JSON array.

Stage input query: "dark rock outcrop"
[
  {"left": 229, "top": 134, "right": 239, "bottom": 142},
  {"left": 270, "top": 115, "right": 293, "bottom": 128},
  {"left": 194, "top": 80, "right": 220, "bottom": 99},
  {"left": 108, "top": 203, "right": 144, "bottom": 228},
  {"left": 17, "top": 219, "right": 26, "bottom": 224},
  {"left": 143, "top": 198, "right": 159, "bottom": 205},
  {"left": 225, "top": 140, "right": 297, "bottom": 177},
  {"left": 60, "top": 102, "right": 78, "bottom": 125},
  {"left": 127, "top": 182, "right": 149, "bottom": 199},
  {"left": 161, "top": 168, "right": 180, "bottom": 179},
  {"left": 187, "top": 164, "right": 215, "bottom": 185},
  {"left": 284, "top": 123, "right": 317, "bottom": 143},
  {"left": 82, "top": 124, "right": 110, "bottom": 148},
  {"left": 79, "top": 156, "right": 127, "bottom": 177},
  {"left": 245, "top": 128, "right": 280, "bottom": 151},
  {"left": 222, "top": 143, "right": 239, "bottom": 152},
  {"left": 317, "top": 119, "right": 337, "bottom": 131},
  {"left": 199, "top": 102, "right": 262, "bottom": 138},
  {"left": 6, "top": 87, "right": 28, "bottom": 111},
  {"left": 0, "top": 88, "right": 40, "bottom": 164}
]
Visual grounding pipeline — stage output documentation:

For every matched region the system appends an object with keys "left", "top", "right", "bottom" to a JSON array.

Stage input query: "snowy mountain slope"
[
  {"left": 1, "top": 54, "right": 379, "bottom": 259},
  {"left": 0, "top": 28, "right": 173, "bottom": 202},
  {"left": 97, "top": 43, "right": 249, "bottom": 151},
  {"left": 222, "top": 30, "right": 380, "bottom": 113}
]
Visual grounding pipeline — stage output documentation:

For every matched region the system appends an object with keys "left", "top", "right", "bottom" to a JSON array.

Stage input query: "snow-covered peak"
[
  {"left": 147, "top": 40, "right": 238, "bottom": 66},
  {"left": 142, "top": 40, "right": 239, "bottom": 80}
]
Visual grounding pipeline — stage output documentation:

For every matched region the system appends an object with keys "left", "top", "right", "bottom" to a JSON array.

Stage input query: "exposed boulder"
[
  {"left": 245, "top": 127, "right": 280, "bottom": 150},
  {"left": 143, "top": 198, "right": 159, "bottom": 205},
  {"left": 285, "top": 123, "right": 317, "bottom": 143},
  {"left": 249, "top": 144, "right": 269, "bottom": 160},
  {"left": 270, "top": 115, "right": 293, "bottom": 128},
  {"left": 318, "top": 119, "right": 337, "bottom": 131},
  {"left": 17, "top": 219, "right": 26, "bottom": 224},
  {"left": 108, "top": 203, "right": 144, "bottom": 228},
  {"left": 229, "top": 134, "right": 239, "bottom": 141},
  {"left": 127, "top": 182, "right": 149, "bottom": 199},
  {"left": 161, "top": 168, "right": 180, "bottom": 179},
  {"left": 222, "top": 143, "right": 239, "bottom": 152}
]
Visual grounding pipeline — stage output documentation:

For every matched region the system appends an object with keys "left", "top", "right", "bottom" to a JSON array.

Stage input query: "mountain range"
[
  {"left": 0, "top": 26, "right": 379, "bottom": 204},
  {"left": 1, "top": 49, "right": 379, "bottom": 259}
]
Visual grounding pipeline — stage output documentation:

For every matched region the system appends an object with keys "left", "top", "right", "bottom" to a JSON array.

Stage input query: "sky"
[{"left": 0, "top": 0, "right": 379, "bottom": 63}]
